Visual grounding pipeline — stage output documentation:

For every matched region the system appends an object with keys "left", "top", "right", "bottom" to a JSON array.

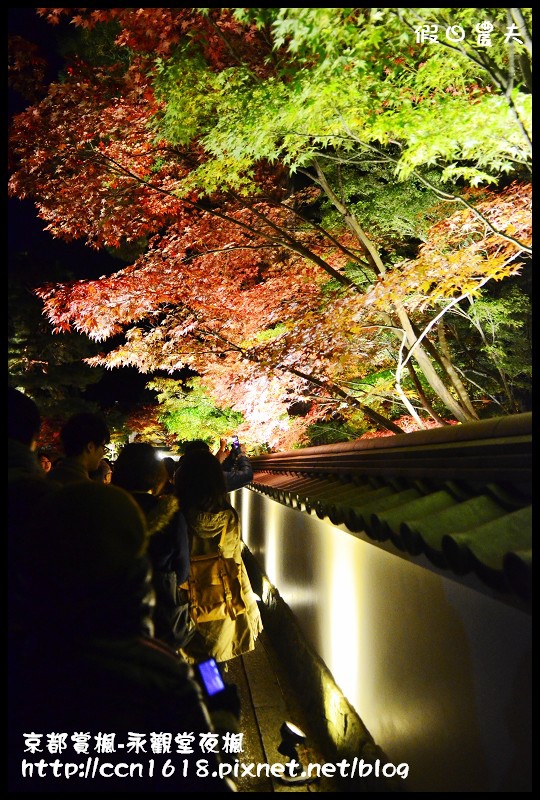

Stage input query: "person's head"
[
  {"left": 112, "top": 443, "right": 168, "bottom": 495},
  {"left": 37, "top": 450, "right": 52, "bottom": 473},
  {"left": 90, "top": 457, "right": 113, "bottom": 484},
  {"left": 8, "top": 387, "right": 41, "bottom": 449},
  {"left": 59, "top": 412, "right": 110, "bottom": 470},
  {"left": 181, "top": 439, "right": 211, "bottom": 455},
  {"left": 162, "top": 456, "right": 177, "bottom": 481},
  {"left": 24, "top": 482, "right": 152, "bottom": 636},
  {"left": 175, "top": 449, "right": 229, "bottom": 513}
]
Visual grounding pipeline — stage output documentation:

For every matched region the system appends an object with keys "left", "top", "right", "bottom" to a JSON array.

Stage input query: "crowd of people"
[{"left": 8, "top": 386, "right": 260, "bottom": 793}]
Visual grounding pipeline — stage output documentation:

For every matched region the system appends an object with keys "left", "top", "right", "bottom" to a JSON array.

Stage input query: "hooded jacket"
[{"left": 181, "top": 507, "right": 263, "bottom": 664}]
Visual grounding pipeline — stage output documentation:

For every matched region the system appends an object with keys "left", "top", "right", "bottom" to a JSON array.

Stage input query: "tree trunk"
[{"left": 312, "top": 161, "right": 478, "bottom": 423}]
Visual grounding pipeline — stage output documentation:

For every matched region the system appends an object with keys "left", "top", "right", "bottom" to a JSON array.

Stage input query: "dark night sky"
[{"left": 8, "top": 8, "right": 152, "bottom": 407}]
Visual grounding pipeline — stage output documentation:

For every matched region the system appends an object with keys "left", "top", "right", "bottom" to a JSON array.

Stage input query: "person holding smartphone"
[
  {"left": 215, "top": 436, "right": 254, "bottom": 492},
  {"left": 179, "top": 437, "right": 253, "bottom": 492}
]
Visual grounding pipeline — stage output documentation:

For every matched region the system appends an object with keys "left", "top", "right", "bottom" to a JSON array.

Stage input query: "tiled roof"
[{"left": 249, "top": 413, "right": 532, "bottom": 608}]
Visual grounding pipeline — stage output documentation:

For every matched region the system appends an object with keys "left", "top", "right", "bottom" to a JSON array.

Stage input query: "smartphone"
[
  {"left": 231, "top": 435, "right": 240, "bottom": 450},
  {"left": 196, "top": 657, "right": 226, "bottom": 697}
]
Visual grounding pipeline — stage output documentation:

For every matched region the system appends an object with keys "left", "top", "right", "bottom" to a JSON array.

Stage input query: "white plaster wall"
[{"left": 232, "top": 488, "right": 532, "bottom": 793}]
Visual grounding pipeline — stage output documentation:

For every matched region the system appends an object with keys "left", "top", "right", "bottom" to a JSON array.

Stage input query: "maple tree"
[
  {"left": 149, "top": 377, "right": 249, "bottom": 451},
  {"left": 8, "top": 248, "right": 106, "bottom": 420},
  {"left": 8, "top": 8, "right": 532, "bottom": 449}
]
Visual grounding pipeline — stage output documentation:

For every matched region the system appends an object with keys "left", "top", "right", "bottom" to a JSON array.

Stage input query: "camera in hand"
[{"left": 231, "top": 435, "right": 240, "bottom": 451}]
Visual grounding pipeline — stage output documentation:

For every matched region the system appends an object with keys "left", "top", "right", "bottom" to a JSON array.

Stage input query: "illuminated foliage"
[
  {"left": 148, "top": 377, "right": 244, "bottom": 450},
  {"left": 121, "top": 403, "right": 172, "bottom": 447},
  {"left": 8, "top": 8, "right": 532, "bottom": 447},
  {"left": 8, "top": 251, "right": 105, "bottom": 419}
]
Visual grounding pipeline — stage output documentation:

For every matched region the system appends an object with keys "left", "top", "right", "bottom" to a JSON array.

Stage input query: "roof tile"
[{"left": 249, "top": 413, "right": 532, "bottom": 608}]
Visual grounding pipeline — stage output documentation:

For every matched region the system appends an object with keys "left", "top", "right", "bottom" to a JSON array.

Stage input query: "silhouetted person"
[
  {"left": 181, "top": 437, "right": 253, "bottom": 492},
  {"left": 89, "top": 456, "right": 113, "bottom": 483},
  {"left": 112, "top": 443, "right": 192, "bottom": 650},
  {"left": 216, "top": 437, "right": 254, "bottom": 491},
  {"left": 8, "top": 388, "right": 57, "bottom": 638},
  {"left": 48, "top": 412, "right": 110, "bottom": 484},
  {"left": 8, "top": 387, "right": 43, "bottom": 481},
  {"left": 160, "top": 455, "right": 177, "bottom": 495},
  {"left": 8, "top": 481, "right": 237, "bottom": 793}
]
